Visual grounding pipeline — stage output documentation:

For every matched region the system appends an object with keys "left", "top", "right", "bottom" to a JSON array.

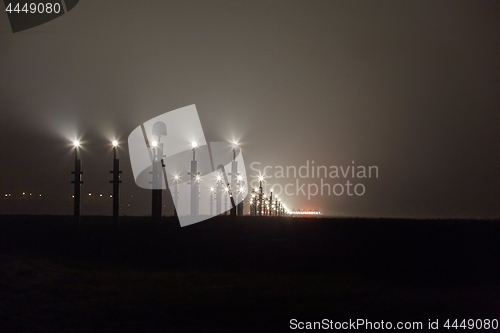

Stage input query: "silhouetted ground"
[{"left": 0, "top": 215, "right": 499, "bottom": 332}]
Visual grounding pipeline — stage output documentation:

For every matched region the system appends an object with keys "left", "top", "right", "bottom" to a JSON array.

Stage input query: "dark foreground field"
[{"left": 0, "top": 215, "right": 499, "bottom": 332}]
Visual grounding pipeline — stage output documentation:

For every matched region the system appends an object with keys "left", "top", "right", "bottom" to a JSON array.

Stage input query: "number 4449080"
[
  {"left": 5, "top": 2, "right": 61, "bottom": 14},
  {"left": 444, "top": 319, "right": 498, "bottom": 330}
]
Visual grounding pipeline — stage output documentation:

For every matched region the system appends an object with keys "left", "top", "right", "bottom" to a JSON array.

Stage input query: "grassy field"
[{"left": 1, "top": 216, "right": 499, "bottom": 332}]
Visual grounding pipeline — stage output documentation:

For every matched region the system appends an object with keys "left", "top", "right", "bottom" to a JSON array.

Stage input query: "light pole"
[
  {"left": 224, "top": 186, "right": 229, "bottom": 214},
  {"left": 110, "top": 140, "right": 122, "bottom": 224},
  {"left": 151, "top": 121, "right": 166, "bottom": 222},
  {"left": 209, "top": 187, "right": 214, "bottom": 216},
  {"left": 217, "top": 164, "right": 236, "bottom": 216},
  {"left": 251, "top": 190, "right": 256, "bottom": 215},
  {"left": 229, "top": 142, "right": 245, "bottom": 215},
  {"left": 275, "top": 197, "right": 279, "bottom": 217},
  {"left": 269, "top": 190, "right": 273, "bottom": 216},
  {"left": 187, "top": 141, "right": 200, "bottom": 216},
  {"left": 173, "top": 174, "right": 180, "bottom": 217},
  {"left": 71, "top": 140, "right": 83, "bottom": 222},
  {"left": 237, "top": 174, "right": 244, "bottom": 216},
  {"left": 258, "top": 176, "right": 264, "bottom": 216},
  {"left": 216, "top": 174, "right": 222, "bottom": 215}
]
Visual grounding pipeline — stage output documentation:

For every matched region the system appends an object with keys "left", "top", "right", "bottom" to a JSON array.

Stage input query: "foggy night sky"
[{"left": 0, "top": 0, "right": 499, "bottom": 218}]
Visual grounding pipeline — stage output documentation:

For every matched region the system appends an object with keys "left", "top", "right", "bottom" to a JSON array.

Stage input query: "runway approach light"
[
  {"left": 112, "top": 140, "right": 118, "bottom": 147},
  {"left": 73, "top": 140, "right": 80, "bottom": 148}
]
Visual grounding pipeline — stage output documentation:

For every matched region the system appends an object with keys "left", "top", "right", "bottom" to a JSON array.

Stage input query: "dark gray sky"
[{"left": 1, "top": 0, "right": 499, "bottom": 218}]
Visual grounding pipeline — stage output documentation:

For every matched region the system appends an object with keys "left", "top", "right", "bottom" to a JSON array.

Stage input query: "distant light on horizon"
[{"left": 291, "top": 211, "right": 322, "bottom": 215}]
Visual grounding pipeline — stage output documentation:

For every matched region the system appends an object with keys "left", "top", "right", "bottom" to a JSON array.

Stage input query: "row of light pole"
[
  {"left": 71, "top": 140, "right": 121, "bottom": 223},
  {"left": 71, "top": 139, "right": 246, "bottom": 221},
  {"left": 71, "top": 138, "right": 289, "bottom": 221},
  {"left": 167, "top": 141, "right": 245, "bottom": 218},
  {"left": 249, "top": 176, "right": 289, "bottom": 216}
]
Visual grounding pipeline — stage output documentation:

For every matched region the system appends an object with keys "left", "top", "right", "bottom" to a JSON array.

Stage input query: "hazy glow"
[
  {"left": 112, "top": 140, "right": 118, "bottom": 147},
  {"left": 258, "top": 176, "right": 264, "bottom": 182},
  {"left": 191, "top": 141, "right": 197, "bottom": 148},
  {"left": 151, "top": 140, "right": 158, "bottom": 147},
  {"left": 73, "top": 140, "right": 80, "bottom": 148}
]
